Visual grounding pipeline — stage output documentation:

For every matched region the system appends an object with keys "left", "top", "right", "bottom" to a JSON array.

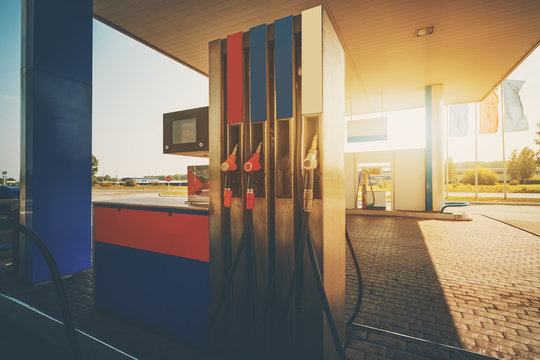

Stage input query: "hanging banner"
[
  {"left": 503, "top": 79, "right": 528, "bottom": 132},
  {"left": 479, "top": 91, "right": 499, "bottom": 134},
  {"left": 347, "top": 117, "right": 387, "bottom": 143},
  {"left": 448, "top": 103, "right": 469, "bottom": 137}
]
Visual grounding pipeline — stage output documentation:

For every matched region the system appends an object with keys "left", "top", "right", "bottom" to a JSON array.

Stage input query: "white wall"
[
  {"left": 344, "top": 148, "right": 426, "bottom": 211},
  {"left": 394, "top": 148, "right": 426, "bottom": 211}
]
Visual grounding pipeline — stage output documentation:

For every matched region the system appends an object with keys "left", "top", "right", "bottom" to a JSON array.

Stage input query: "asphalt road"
[
  {"left": 92, "top": 189, "right": 162, "bottom": 201},
  {"left": 4, "top": 192, "right": 537, "bottom": 249},
  {"left": 465, "top": 204, "right": 540, "bottom": 236},
  {"left": 449, "top": 192, "right": 540, "bottom": 199},
  {"left": 90, "top": 190, "right": 540, "bottom": 236}
]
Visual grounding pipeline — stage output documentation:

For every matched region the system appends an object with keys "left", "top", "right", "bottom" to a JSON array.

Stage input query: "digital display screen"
[{"left": 172, "top": 118, "right": 197, "bottom": 144}]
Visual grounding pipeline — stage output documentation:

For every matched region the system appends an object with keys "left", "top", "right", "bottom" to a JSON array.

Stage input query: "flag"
[
  {"left": 347, "top": 117, "right": 387, "bottom": 143},
  {"left": 503, "top": 79, "right": 528, "bottom": 132},
  {"left": 448, "top": 103, "right": 469, "bottom": 137},
  {"left": 479, "top": 91, "right": 499, "bottom": 134}
]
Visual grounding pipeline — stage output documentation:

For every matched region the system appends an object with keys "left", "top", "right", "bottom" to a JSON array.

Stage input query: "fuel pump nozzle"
[
  {"left": 303, "top": 135, "right": 318, "bottom": 212},
  {"left": 221, "top": 144, "right": 238, "bottom": 208},
  {"left": 303, "top": 134, "right": 318, "bottom": 171},
  {"left": 244, "top": 142, "right": 263, "bottom": 210},
  {"left": 243, "top": 142, "right": 262, "bottom": 173},
  {"left": 221, "top": 144, "right": 238, "bottom": 172}
]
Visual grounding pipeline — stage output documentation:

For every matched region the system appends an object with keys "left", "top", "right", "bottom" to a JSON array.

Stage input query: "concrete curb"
[
  {"left": 346, "top": 209, "right": 472, "bottom": 221},
  {"left": 467, "top": 201, "right": 540, "bottom": 206}
]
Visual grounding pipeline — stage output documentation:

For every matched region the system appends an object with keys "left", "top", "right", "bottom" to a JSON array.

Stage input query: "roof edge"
[{"left": 93, "top": 13, "right": 209, "bottom": 78}]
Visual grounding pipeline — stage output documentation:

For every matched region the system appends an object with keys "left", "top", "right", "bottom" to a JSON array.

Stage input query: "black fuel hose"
[
  {"left": 242, "top": 209, "right": 259, "bottom": 358},
  {"left": 303, "top": 212, "right": 347, "bottom": 360},
  {"left": 345, "top": 226, "right": 363, "bottom": 326},
  {"left": 222, "top": 205, "right": 232, "bottom": 352},
  {"left": 201, "top": 210, "right": 251, "bottom": 346},
  {"left": 0, "top": 219, "right": 81, "bottom": 359},
  {"left": 200, "top": 208, "right": 264, "bottom": 359},
  {"left": 285, "top": 126, "right": 362, "bottom": 359}
]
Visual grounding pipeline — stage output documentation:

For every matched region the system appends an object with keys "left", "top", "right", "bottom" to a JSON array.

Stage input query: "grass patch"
[
  {"left": 160, "top": 191, "right": 188, "bottom": 196},
  {"left": 448, "top": 184, "right": 540, "bottom": 193},
  {"left": 93, "top": 185, "right": 187, "bottom": 191},
  {"left": 371, "top": 184, "right": 540, "bottom": 193},
  {"left": 447, "top": 196, "right": 540, "bottom": 204}
]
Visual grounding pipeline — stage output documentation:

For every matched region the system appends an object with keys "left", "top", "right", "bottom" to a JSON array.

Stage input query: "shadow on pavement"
[{"left": 346, "top": 215, "right": 462, "bottom": 348}]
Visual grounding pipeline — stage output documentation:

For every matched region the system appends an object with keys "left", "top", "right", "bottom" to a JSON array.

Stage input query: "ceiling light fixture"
[{"left": 416, "top": 26, "right": 434, "bottom": 37}]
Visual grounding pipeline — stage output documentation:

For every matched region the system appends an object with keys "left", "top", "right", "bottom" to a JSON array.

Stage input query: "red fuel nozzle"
[
  {"left": 244, "top": 142, "right": 262, "bottom": 173},
  {"left": 246, "top": 189, "right": 255, "bottom": 210},
  {"left": 221, "top": 144, "right": 238, "bottom": 172},
  {"left": 224, "top": 188, "right": 232, "bottom": 208}
]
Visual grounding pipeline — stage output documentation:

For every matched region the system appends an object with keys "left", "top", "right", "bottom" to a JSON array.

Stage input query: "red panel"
[
  {"left": 227, "top": 32, "right": 243, "bottom": 124},
  {"left": 94, "top": 207, "right": 209, "bottom": 262}
]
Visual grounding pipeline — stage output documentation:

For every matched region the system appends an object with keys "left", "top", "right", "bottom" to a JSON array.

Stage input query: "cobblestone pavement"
[
  {"left": 346, "top": 214, "right": 540, "bottom": 360},
  {"left": 0, "top": 270, "right": 203, "bottom": 360},
  {"left": 2, "top": 213, "right": 538, "bottom": 359}
]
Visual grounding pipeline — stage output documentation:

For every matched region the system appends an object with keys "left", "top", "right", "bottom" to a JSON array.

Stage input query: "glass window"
[{"left": 172, "top": 118, "right": 196, "bottom": 144}]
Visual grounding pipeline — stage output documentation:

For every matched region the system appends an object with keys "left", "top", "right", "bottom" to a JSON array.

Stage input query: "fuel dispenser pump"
[
  {"left": 206, "top": 6, "right": 364, "bottom": 360},
  {"left": 358, "top": 169, "right": 375, "bottom": 210}
]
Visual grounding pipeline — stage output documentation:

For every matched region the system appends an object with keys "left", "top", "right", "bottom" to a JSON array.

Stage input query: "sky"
[
  {"left": 0, "top": 0, "right": 539, "bottom": 180},
  {"left": 0, "top": 0, "right": 209, "bottom": 180}
]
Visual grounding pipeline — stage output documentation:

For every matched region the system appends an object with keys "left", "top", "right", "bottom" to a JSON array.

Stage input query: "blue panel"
[
  {"left": 95, "top": 242, "right": 209, "bottom": 343},
  {"left": 22, "top": 0, "right": 92, "bottom": 283},
  {"left": 249, "top": 24, "right": 267, "bottom": 122},
  {"left": 425, "top": 86, "right": 433, "bottom": 211},
  {"left": 275, "top": 16, "right": 294, "bottom": 119},
  {"left": 30, "top": 1, "right": 93, "bottom": 84}
]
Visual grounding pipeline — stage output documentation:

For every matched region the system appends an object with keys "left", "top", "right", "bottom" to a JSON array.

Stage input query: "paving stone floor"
[
  {"left": 346, "top": 214, "right": 540, "bottom": 360},
  {"left": 1, "top": 213, "right": 538, "bottom": 359}
]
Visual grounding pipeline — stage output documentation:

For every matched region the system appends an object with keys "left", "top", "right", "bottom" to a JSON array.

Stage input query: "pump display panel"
[{"left": 163, "top": 106, "right": 208, "bottom": 157}]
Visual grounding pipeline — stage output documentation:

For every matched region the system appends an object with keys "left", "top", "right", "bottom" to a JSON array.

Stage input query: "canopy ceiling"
[{"left": 94, "top": 0, "right": 540, "bottom": 114}]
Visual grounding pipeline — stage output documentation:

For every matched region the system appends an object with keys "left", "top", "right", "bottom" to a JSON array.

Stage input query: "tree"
[
  {"left": 461, "top": 166, "right": 498, "bottom": 185},
  {"left": 446, "top": 157, "right": 458, "bottom": 184},
  {"left": 508, "top": 150, "right": 520, "bottom": 183},
  {"left": 535, "top": 121, "right": 540, "bottom": 167},
  {"left": 508, "top": 147, "right": 537, "bottom": 184},
  {"left": 92, "top": 155, "right": 99, "bottom": 185}
]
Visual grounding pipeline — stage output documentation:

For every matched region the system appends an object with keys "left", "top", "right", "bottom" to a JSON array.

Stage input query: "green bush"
[
  {"left": 509, "top": 180, "right": 519, "bottom": 186},
  {"left": 460, "top": 167, "right": 499, "bottom": 185},
  {"left": 125, "top": 179, "right": 137, "bottom": 187}
]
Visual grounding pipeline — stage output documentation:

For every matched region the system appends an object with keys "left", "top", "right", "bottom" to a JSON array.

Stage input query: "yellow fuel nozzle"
[{"left": 303, "top": 134, "right": 318, "bottom": 171}]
